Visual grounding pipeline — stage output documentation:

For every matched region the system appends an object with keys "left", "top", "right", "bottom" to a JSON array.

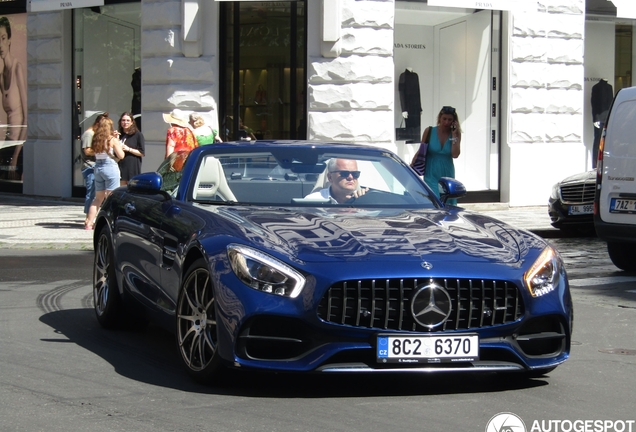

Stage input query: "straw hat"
[{"left": 163, "top": 109, "right": 189, "bottom": 128}]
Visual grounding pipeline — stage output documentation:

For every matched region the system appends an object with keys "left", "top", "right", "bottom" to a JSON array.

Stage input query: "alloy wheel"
[
  {"left": 93, "top": 233, "right": 111, "bottom": 317},
  {"left": 177, "top": 267, "right": 218, "bottom": 372}
]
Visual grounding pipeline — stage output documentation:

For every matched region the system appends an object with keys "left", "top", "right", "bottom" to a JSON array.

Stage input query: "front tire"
[
  {"left": 607, "top": 242, "right": 636, "bottom": 272},
  {"left": 176, "top": 258, "right": 222, "bottom": 383},
  {"left": 93, "top": 225, "right": 123, "bottom": 328}
]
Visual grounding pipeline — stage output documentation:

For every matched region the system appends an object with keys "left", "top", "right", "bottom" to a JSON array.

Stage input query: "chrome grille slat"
[
  {"left": 317, "top": 278, "right": 524, "bottom": 332},
  {"left": 370, "top": 280, "right": 376, "bottom": 327},
  {"left": 467, "top": 279, "right": 474, "bottom": 328},
  {"left": 340, "top": 281, "right": 348, "bottom": 325},
  {"left": 454, "top": 279, "right": 460, "bottom": 331},
  {"left": 491, "top": 280, "right": 497, "bottom": 326},
  {"left": 480, "top": 280, "right": 486, "bottom": 327},
  {"left": 355, "top": 281, "right": 361, "bottom": 327},
  {"left": 560, "top": 181, "right": 595, "bottom": 203},
  {"left": 398, "top": 279, "right": 405, "bottom": 330},
  {"left": 383, "top": 279, "right": 390, "bottom": 330}
]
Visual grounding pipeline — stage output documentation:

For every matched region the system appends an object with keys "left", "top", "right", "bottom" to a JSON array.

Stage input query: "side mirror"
[
  {"left": 438, "top": 177, "right": 466, "bottom": 204},
  {"left": 128, "top": 172, "right": 167, "bottom": 196}
]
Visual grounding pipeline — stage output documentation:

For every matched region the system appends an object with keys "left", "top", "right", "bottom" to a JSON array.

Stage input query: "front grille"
[
  {"left": 560, "top": 181, "right": 595, "bottom": 204},
  {"left": 317, "top": 278, "right": 524, "bottom": 332}
]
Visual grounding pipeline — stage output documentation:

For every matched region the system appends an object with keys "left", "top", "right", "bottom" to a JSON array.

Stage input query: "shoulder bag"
[{"left": 410, "top": 126, "right": 432, "bottom": 176}]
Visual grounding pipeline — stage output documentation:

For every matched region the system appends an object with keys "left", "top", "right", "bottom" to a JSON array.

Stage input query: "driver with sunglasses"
[{"left": 305, "top": 158, "right": 368, "bottom": 204}]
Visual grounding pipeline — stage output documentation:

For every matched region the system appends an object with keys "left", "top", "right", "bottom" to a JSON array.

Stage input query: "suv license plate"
[
  {"left": 377, "top": 334, "right": 479, "bottom": 364},
  {"left": 568, "top": 205, "right": 593, "bottom": 215},
  {"left": 610, "top": 198, "right": 636, "bottom": 213}
]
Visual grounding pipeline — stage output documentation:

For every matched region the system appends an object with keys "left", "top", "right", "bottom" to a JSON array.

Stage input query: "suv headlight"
[
  {"left": 523, "top": 246, "right": 562, "bottom": 297},
  {"left": 227, "top": 244, "right": 306, "bottom": 298}
]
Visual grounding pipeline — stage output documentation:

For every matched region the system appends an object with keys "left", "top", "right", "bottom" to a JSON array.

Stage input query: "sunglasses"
[
  {"left": 441, "top": 106, "right": 456, "bottom": 114},
  {"left": 330, "top": 170, "right": 361, "bottom": 179}
]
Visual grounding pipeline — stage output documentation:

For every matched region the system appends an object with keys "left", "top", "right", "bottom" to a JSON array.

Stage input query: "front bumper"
[
  {"left": 213, "top": 256, "right": 572, "bottom": 375},
  {"left": 548, "top": 197, "right": 594, "bottom": 230},
  {"left": 226, "top": 307, "right": 571, "bottom": 374}
]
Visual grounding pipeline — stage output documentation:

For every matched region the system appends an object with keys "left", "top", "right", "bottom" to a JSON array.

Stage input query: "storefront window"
[
  {"left": 584, "top": 14, "right": 634, "bottom": 168},
  {"left": 219, "top": 1, "right": 306, "bottom": 142},
  {"left": 0, "top": 13, "right": 27, "bottom": 191},
  {"left": 72, "top": 3, "right": 141, "bottom": 195}
]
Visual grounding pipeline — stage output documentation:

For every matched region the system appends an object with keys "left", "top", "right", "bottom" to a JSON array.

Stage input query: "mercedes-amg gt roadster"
[{"left": 92, "top": 141, "right": 572, "bottom": 383}]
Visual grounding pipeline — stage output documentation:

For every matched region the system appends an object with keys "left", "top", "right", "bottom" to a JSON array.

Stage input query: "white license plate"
[
  {"left": 377, "top": 334, "right": 479, "bottom": 364},
  {"left": 610, "top": 198, "right": 636, "bottom": 213},
  {"left": 568, "top": 204, "right": 593, "bottom": 215}
]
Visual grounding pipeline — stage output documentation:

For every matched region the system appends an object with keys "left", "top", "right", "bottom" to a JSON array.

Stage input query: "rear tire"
[
  {"left": 93, "top": 225, "right": 124, "bottom": 328},
  {"left": 607, "top": 242, "right": 636, "bottom": 272},
  {"left": 176, "top": 258, "right": 223, "bottom": 383}
]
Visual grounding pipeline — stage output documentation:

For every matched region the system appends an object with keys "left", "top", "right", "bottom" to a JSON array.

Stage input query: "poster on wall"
[{"left": 0, "top": 13, "right": 26, "bottom": 183}]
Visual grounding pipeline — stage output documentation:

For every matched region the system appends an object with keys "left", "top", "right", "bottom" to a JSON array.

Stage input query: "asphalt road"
[{"left": 0, "top": 237, "right": 635, "bottom": 432}]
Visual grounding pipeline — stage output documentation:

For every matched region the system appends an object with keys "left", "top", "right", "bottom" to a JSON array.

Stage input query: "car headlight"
[
  {"left": 523, "top": 246, "right": 562, "bottom": 297},
  {"left": 227, "top": 244, "right": 306, "bottom": 298}
]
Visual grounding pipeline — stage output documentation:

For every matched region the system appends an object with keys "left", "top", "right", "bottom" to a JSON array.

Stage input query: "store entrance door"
[
  {"left": 219, "top": 1, "right": 306, "bottom": 141},
  {"left": 72, "top": 4, "right": 141, "bottom": 196},
  {"left": 435, "top": 10, "right": 496, "bottom": 194}
]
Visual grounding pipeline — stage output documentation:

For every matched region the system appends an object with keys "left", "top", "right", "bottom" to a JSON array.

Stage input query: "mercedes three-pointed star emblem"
[
  {"left": 421, "top": 261, "right": 433, "bottom": 270},
  {"left": 411, "top": 282, "right": 452, "bottom": 329}
]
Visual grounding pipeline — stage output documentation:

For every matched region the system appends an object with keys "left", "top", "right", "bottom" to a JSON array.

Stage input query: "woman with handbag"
[{"left": 414, "top": 106, "right": 462, "bottom": 205}]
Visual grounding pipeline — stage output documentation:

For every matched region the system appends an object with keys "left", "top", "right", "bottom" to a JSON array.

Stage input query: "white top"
[{"left": 95, "top": 139, "right": 117, "bottom": 162}]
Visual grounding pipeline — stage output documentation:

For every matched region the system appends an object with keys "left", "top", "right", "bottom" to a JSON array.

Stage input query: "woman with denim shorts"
[
  {"left": 85, "top": 115, "right": 124, "bottom": 229},
  {"left": 80, "top": 112, "right": 108, "bottom": 226}
]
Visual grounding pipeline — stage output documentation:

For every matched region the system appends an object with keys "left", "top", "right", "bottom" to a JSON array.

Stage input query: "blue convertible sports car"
[{"left": 92, "top": 141, "right": 572, "bottom": 383}]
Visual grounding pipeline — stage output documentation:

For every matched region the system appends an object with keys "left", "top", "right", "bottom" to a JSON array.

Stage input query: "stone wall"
[
  {"left": 24, "top": 11, "right": 73, "bottom": 197},
  {"left": 141, "top": 0, "right": 220, "bottom": 171},
  {"left": 503, "top": 0, "right": 586, "bottom": 205},
  {"left": 509, "top": 0, "right": 585, "bottom": 144},
  {"left": 308, "top": 0, "right": 396, "bottom": 150}
]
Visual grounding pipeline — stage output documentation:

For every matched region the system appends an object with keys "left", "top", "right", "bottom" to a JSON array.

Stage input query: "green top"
[{"left": 193, "top": 126, "right": 218, "bottom": 145}]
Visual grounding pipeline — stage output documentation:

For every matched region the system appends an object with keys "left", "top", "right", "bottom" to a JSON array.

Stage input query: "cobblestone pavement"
[{"left": 0, "top": 194, "right": 92, "bottom": 250}]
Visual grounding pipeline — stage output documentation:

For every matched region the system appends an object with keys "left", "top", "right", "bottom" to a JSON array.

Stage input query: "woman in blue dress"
[{"left": 422, "top": 106, "right": 462, "bottom": 205}]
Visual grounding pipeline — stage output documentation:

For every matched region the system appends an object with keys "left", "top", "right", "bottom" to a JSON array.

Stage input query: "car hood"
[
  {"left": 210, "top": 207, "right": 527, "bottom": 264},
  {"left": 559, "top": 169, "right": 596, "bottom": 184}
]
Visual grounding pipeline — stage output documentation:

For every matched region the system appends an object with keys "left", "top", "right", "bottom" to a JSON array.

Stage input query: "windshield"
[{"left": 180, "top": 146, "right": 437, "bottom": 208}]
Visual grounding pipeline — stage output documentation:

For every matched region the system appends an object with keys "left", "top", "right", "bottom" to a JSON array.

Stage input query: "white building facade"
[{"left": 4, "top": 0, "right": 633, "bottom": 206}]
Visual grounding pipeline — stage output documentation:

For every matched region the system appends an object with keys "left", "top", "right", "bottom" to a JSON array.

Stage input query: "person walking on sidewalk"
[
  {"left": 85, "top": 116, "right": 124, "bottom": 230},
  {"left": 80, "top": 112, "right": 108, "bottom": 227}
]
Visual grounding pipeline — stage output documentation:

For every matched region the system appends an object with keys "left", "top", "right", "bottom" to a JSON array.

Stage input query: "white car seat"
[{"left": 193, "top": 156, "right": 237, "bottom": 202}]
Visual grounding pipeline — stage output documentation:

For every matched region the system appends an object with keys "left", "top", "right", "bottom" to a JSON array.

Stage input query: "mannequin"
[
  {"left": 398, "top": 68, "right": 422, "bottom": 143},
  {"left": 591, "top": 78, "right": 613, "bottom": 168}
]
